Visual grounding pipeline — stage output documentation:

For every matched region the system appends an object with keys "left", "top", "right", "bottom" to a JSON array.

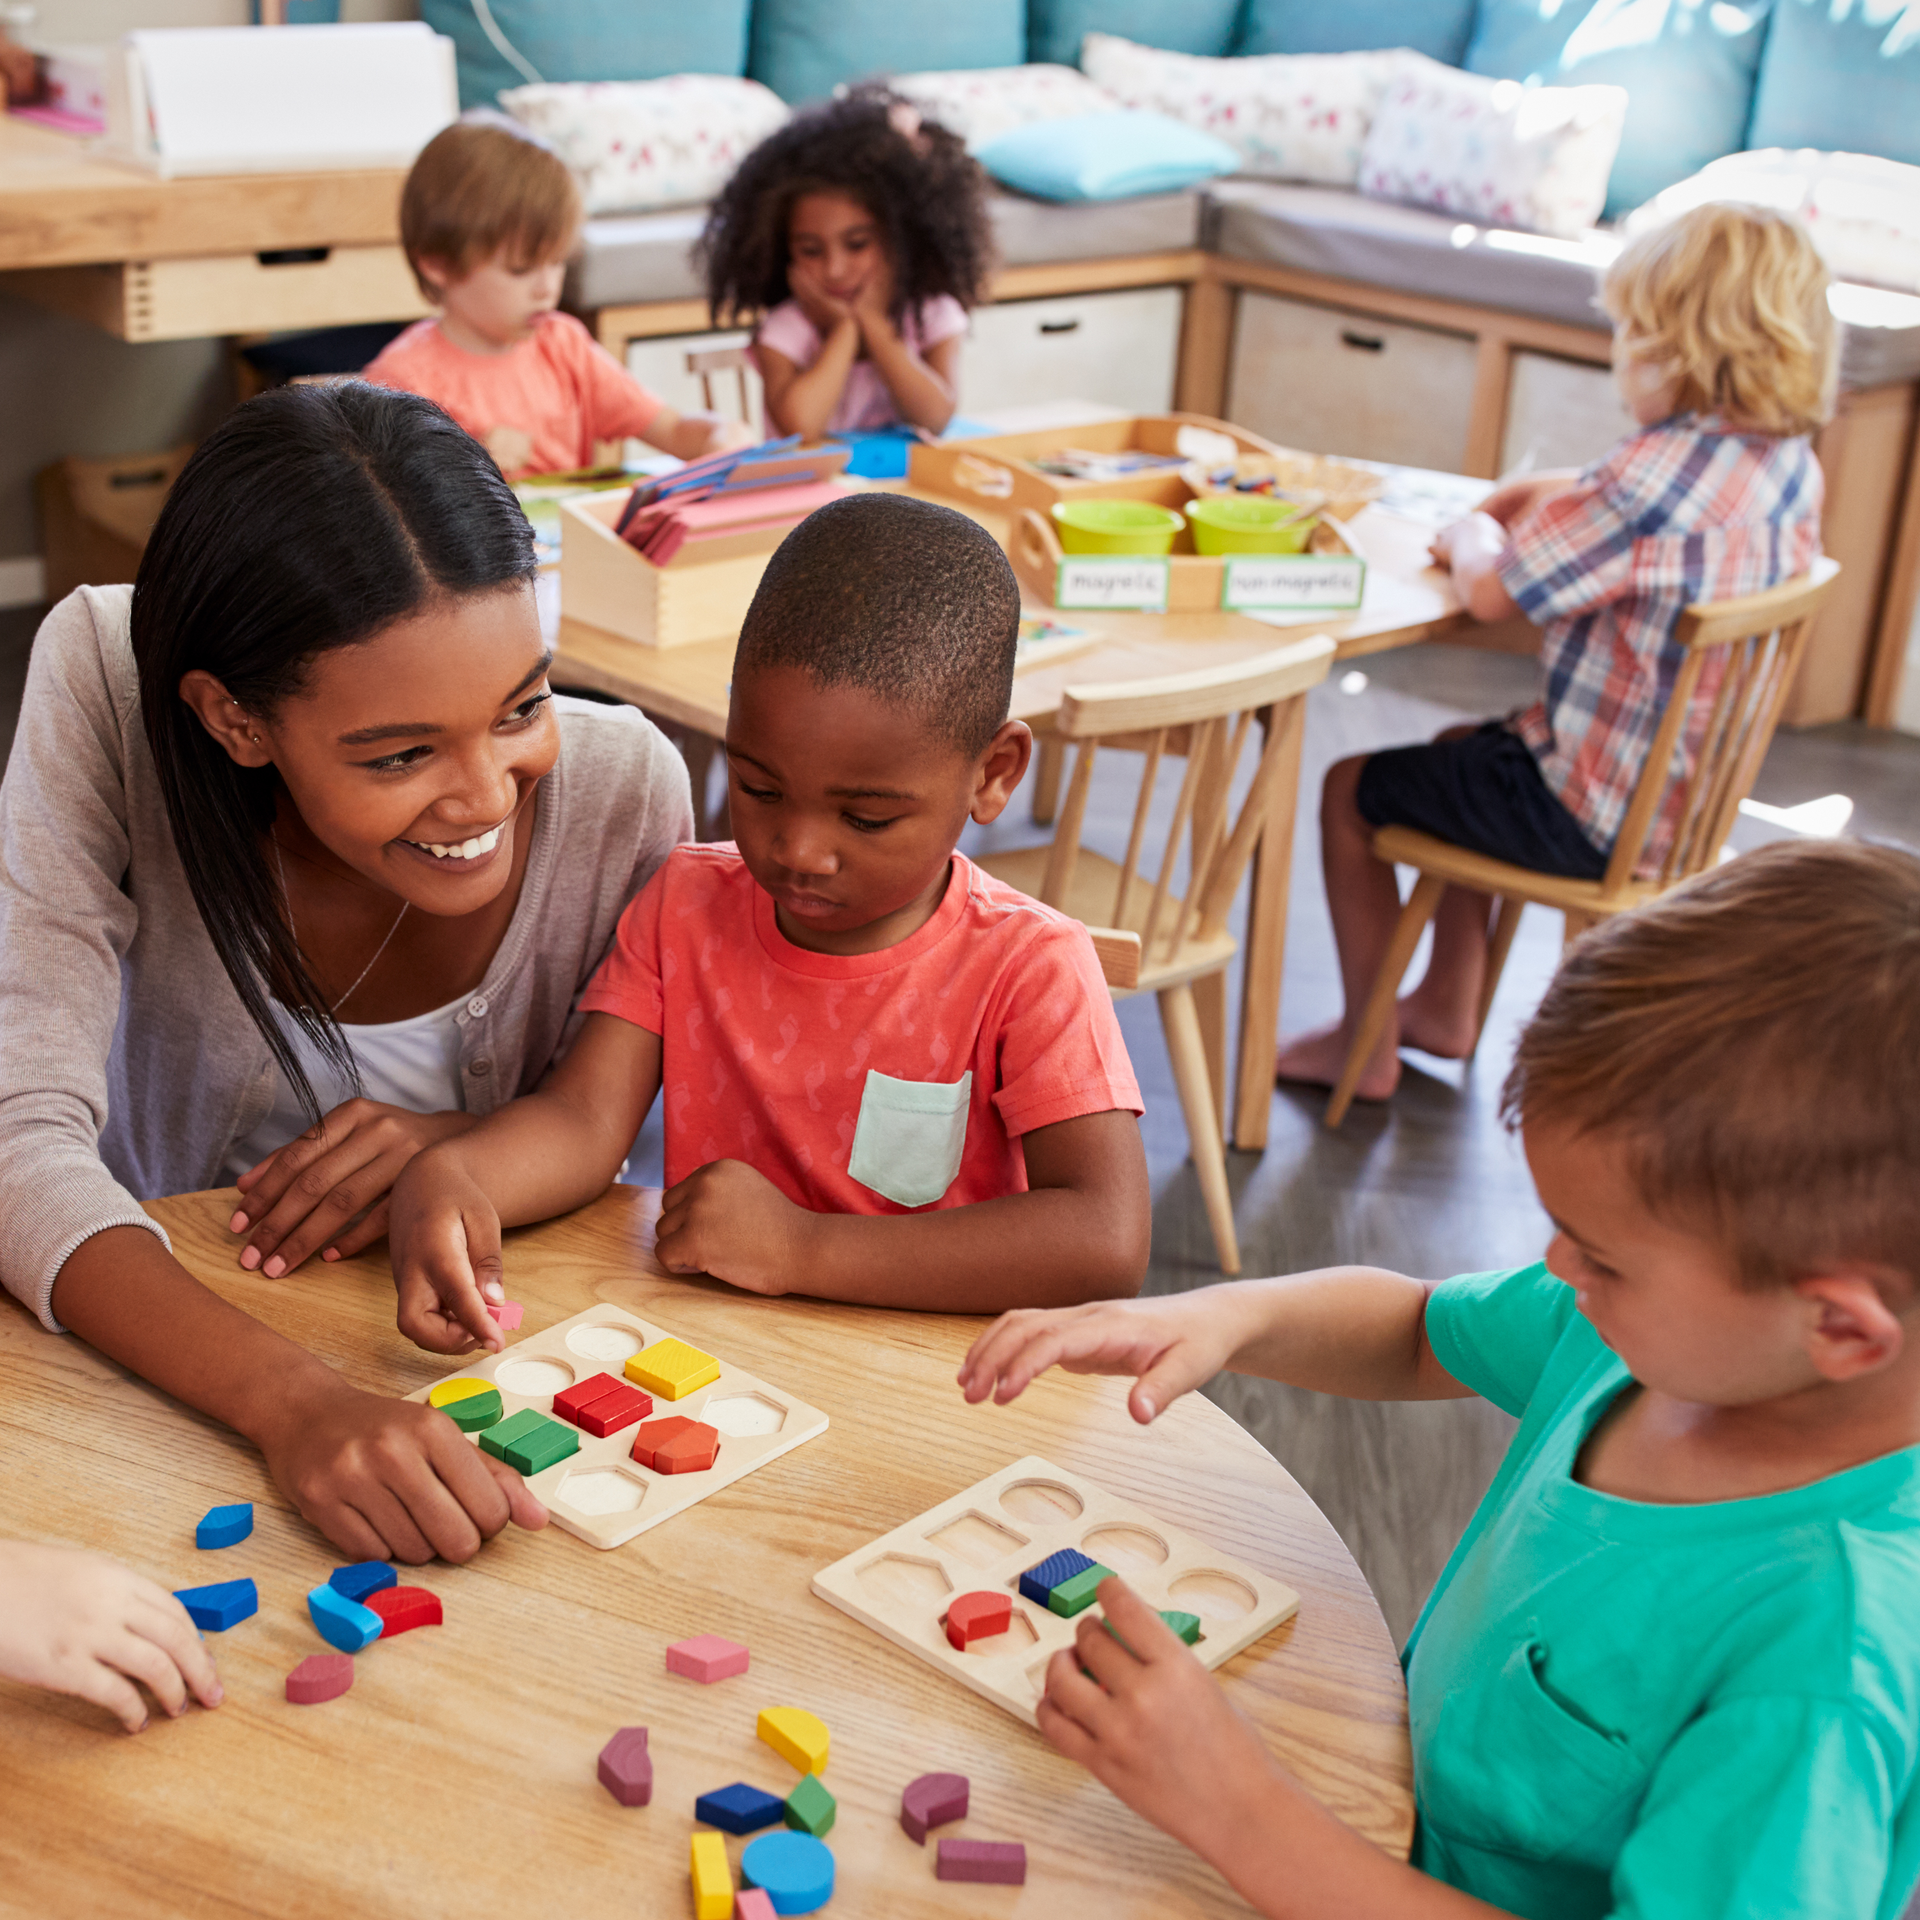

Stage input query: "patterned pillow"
[
  {"left": 1357, "top": 53, "right": 1626, "bottom": 239},
  {"left": 887, "top": 63, "right": 1117, "bottom": 153},
  {"left": 499, "top": 75, "right": 788, "bottom": 216},
  {"left": 1081, "top": 32, "right": 1399, "bottom": 188}
]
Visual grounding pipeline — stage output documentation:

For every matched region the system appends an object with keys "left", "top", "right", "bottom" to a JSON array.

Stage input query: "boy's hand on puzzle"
[
  {"left": 654, "top": 1160, "right": 801, "bottom": 1295},
  {"left": 957, "top": 1293, "right": 1237, "bottom": 1425},
  {"left": 231, "top": 1100, "right": 478, "bottom": 1279},
  {"left": 1039, "top": 1578, "right": 1277, "bottom": 1863},
  {"left": 388, "top": 1154, "right": 513, "bottom": 1356},
  {"left": 0, "top": 1540, "right": 224, "bottom": 1734}
]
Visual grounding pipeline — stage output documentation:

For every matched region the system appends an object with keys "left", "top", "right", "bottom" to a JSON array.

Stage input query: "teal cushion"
[
  {"left": 420, "top": 0, "right": 749, "bottom": 109},
  {"left": 1028, "top": 0, "right": 1241, "bottom": 68},
  {"left": 975, "top": 109, "right": 1238, "bottom": 200},
  {"left": 1236, "top": 0, "right": 1474, "bottom": 63},
  {"left": 747, "top": 0, "right": 1025, "bottom": 103},
  {"left": 1748, "top": 0, "right": 1920, "bottom": 170},
  {"left": 1466, "top": 0, "right": 1774, "bottom": 218}
]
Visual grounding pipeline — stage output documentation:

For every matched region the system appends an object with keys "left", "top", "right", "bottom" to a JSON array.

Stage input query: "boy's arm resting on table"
[
  {"left": 641, "top": 403, "right": 757, "bottom": 461},
  {"left": 1431, "top": 512, "right": 1522, "bottom": 623},
  {"left": 654, "top": 1106, "right": 1150, "bottom": 1311}
]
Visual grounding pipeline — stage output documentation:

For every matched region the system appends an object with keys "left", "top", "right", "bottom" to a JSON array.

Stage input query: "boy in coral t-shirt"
[
  {"left": 388, "top": 494, "right": 1149, "bottom": 1345},
  {"left": 363, "top": 117, "right": 754, "bottom": 478}
]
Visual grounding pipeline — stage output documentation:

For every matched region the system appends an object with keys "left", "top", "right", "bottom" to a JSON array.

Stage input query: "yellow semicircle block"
[
  {"left": 428, "top": 1377, "right": 495, "bottom": 1407},
  {"left": 757, "top": 1705, "right": 830, "bottom": 1775}
]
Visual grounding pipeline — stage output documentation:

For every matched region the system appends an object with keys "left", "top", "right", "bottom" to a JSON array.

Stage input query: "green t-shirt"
[{"left": 1404, "top": 1261, "right": 1920, "bottom": 1919}]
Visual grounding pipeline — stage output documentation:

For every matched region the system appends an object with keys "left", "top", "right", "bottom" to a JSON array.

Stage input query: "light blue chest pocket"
[{"left": 846, "top": 1068, "right": 973, "bottom": 1209}]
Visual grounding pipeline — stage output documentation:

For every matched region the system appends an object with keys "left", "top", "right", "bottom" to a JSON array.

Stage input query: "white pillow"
[
  {"left": 499, "top": 76, "right": 788, "bottom": 217},
  {"left": 887, "top": 63, "right": 1117, "bottom": 154},
  {"left": 1626, "top": 148, "right": 1920, "bottom": 297},
  {"left": 1080, "top": 32, "right": 1399, "bottom": 188},
  {"left": 1357, "top": 54, "right": 1626, "bottom": 240}
]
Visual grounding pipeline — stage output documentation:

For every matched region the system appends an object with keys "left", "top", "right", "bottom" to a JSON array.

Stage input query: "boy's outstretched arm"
[
  {"left": 653, "top": 1107, "right": 1149, "bottom": 1311},
  {"left": 388, "top": 1014, "right": 662, "bottom": 1352}
]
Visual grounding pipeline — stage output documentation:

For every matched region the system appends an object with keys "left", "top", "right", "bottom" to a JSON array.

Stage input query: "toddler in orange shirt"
[
  {"left": 364, "top": 117, "right": 754, "bottom": 479},
  {"left": 389, "top": 493, "right": 1150, "bottom": 1340}
]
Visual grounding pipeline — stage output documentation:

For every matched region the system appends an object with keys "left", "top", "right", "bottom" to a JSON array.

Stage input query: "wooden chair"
[
  {"left": 1325, "top": 558, "right": 1840, "bottom": 1128},
  {"left": 977, "top": 637, "right": 1335, "bottom": 1274},
  {"left": 686, "top": 345, "right": 753, "bottom": 422}
]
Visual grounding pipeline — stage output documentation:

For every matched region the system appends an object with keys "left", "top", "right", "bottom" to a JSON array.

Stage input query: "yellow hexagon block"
[
  {"left": 427, "top": 1377, "right": 494, "bottom": 1408},
  {"left": 758, "top": 1705, "right": 830, "bottom": 1775},
  {"left": 690, "top": 1830, "right": 731, "bottom": 1920},
  {"left": 625, "top": 1337, "right": 720, "bottom": 1401}
]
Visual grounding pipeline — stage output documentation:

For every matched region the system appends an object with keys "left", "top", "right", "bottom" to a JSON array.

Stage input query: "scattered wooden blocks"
[
  {"left": 936, "top": 1838, "right": 1027, "bottom": 1885},
  {"left": 1017, "top": 1547, "right": 1097, "bottom": 1608},
  {"left": 625, "top": 1336, "right": 720, "bottom": 1401},
  {"left": 1046, "top": 1560, "right": 1115, "bottom": 1619},
  {"left": 285, "top": 1653, "right": 355, "bottom": 1705},
  {"left": 173, "top": 1578, "right": 258, "bottom": 1632},
  {"left": 757, "top": 1706, "right": 829, "bottom": 1776},
  {"left": 783, "top": 1773, "right": 835, "bottom": 1838},
  {"left": 428, "top": 1378, "right": 504, "bottom": 1432},
  {"left": 741, "top": 1830, "right": 834, "bottom": 1915},
  {"left": 194, "top": 1502, "right": 253, "bottom": 1550},
  {"left": 307, "top": 1583, "right": 383, "bottom": 1653},
  {"left": 943, "top": 1590, "right": 1012, "bottom": 1651},
  {"left": 696, "top": 1782, "right": 787, "bottom": 1835},
  {"left": 691, "top": 1830, "right": 733, "bottom": 1920},
  {"left": 631, "top": 1414, "right": 719, "bottom": 1474},
  {"left": 597, "top": 1727, "right": 652, "bottom": 1806},
  {"left": 668, "top": 1634, "right": 749, "bottom": 1683},
  {"left": 899, "top": 1772, "right": 968, "bottom": 1844},
  {"left": 328, "top": 1561, "right": 397, "bottom": 1603},
  {"left": 365, "top": 1585, "right": 442, "bottom": 1636},
  {"left": 485, "top": 1299, "right": 524, "bottom": 1330},
  {"left": 734, "top": 1892, "right": 776, "bottom": 1920}
]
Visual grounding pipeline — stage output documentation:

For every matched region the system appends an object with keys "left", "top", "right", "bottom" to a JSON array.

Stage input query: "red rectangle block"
[
  {"left": 576, "top": 1385, "right": 654, "bottom": 1437},
  {"left": 552, "top": 1373, "right": 625, "bottom": 1424}
]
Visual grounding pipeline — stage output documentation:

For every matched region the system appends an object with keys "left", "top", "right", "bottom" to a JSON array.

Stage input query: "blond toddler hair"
[{"left": 1604, "top": 202, "right": 1836, "bottom": 438}]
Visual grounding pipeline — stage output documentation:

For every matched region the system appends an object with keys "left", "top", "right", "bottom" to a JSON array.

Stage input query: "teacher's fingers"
[
  {"left": 321, "top": 1198, "right": 391, "bottom": 1265},
  {"left": 237, "top": 1130, "right": 389, "bottom": 1275}
]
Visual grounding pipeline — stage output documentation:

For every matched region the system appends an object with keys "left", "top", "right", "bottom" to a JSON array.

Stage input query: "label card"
[
  {"left": 1055, "top": 557, "right": 1170, "bottom": 612},
  {"left": 1220, "top": 555, "right": 1367, "bottom": 613}
]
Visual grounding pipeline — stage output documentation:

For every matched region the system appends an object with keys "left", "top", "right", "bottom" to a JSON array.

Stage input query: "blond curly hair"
[{"left": 1604, "top": 202, "right": 1836, "bottom": 438}]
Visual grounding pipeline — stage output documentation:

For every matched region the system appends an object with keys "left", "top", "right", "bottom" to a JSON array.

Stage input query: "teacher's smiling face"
[{"left": 180, "top": 583, "right": 558, "bottom": 916}]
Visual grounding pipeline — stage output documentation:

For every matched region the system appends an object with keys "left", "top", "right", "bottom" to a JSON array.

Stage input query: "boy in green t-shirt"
[{"left": 959, "top": 838, "right": 1920, "bottom": 1919}]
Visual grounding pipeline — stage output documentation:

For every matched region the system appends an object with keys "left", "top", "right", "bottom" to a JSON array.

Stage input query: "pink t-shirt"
[
  {"left": 361, "top": 310, "right": 664, "bottom": 479},
  {"left": 578, "top": 843, "right": 1141, "bottom": 1215},
  {"left": 750, "top": 294, "right": 968, "bottom": 434}
]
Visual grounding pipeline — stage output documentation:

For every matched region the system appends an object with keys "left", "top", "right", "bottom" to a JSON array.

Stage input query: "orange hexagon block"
[{"left": 631, "top": 1414, "right": 720, "bottom": 1475}]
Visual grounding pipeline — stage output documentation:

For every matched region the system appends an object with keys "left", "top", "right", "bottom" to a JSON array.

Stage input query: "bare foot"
[
  {"left": 1275, "top": 1021, "right": 1401, "bottom": 1101},
  {"left": 1395, "top": 992, "right": 1480, "bottom": 1060}
]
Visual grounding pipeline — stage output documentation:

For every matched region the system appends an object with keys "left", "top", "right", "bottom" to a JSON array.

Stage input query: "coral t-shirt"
[
  {"left": 578, "top": 844, "right": 1141, "bottom": 1215},
  {"left": 361, "top": 310, "right": 664, "bottom": 478},
  {"left": 751, "top": 294, "right": 968, "bottom": 435}
]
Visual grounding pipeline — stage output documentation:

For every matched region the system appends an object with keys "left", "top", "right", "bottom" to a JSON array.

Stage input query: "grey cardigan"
[{"left": 0, "top": 585, "right": 693, "bottom": 1331}]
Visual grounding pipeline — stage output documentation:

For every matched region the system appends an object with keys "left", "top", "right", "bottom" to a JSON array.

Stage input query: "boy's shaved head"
[{"left": 736, "top": 493, "right": 1020, "bottom": 758}]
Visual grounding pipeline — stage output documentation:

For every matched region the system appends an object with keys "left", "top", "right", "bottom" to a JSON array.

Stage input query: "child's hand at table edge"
[
  {"left": 654, "top": 1160, "right": 799, "bottom": 1295},
  {"left": 387, "top": 1152, "right": 513, "bottom": 1356},
  {"left": 0, "top": 1540, "right": 224, "bottom": 1734},
  {"left": 957, "top": 1292, "right": 1238, "bottom": 1424}
]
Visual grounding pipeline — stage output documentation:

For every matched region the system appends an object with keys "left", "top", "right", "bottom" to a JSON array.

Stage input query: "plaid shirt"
[{"left": 1497, "top": 415, "right": 1823, "bottom": 872}]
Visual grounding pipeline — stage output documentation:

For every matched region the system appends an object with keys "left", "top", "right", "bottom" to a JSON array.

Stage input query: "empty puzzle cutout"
[
  {"left": 999, "top": 1477, "right": 1083, "bottom": 1524},
  {"left": 1081, "top": 1523, "right": 1169, "bottom": 1571},
  {"left": 925, "top": 1510, "right": 1027, "bottom": 1569},
  {"left": 556, "top": 1466, "right": 648, "bottom": 1516},
  {"left": 854, "top": 1554, "right": 950, "bottom": 1609}
]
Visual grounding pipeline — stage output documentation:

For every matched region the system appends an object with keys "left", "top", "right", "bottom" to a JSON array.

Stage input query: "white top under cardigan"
[{"left": 0, "top": 585, "right": 695, "bottom": 1332}]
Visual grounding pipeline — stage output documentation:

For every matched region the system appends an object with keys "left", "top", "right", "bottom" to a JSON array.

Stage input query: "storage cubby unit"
[{"left": 962, "top": 285, "right": 1183, "bottom": 416}]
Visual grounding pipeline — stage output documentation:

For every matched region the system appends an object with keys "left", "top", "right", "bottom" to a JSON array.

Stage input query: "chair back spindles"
[
  {"left": 1139, "top": 719, "right": 1213, "bottom": 960},
  {"left": 1039, "top": 739, "right": 1098, "bottom": 909},
  {"left": 1111, "top": 729, "right": 1166, "bottom": 929}
]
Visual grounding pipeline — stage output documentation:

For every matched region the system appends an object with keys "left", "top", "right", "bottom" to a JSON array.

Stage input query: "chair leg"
[
  {"left": 1032, "top": 736, "right": 1065, "bottom": 827},
  {"left": 1563, "top": 909, "right": 1594, "bottom": 947},
  {"left": 1159, "top": 981, "right": 1240, "bottom": 1275},
  {"left": 1191, "top": 968, "right": 1229, "bottom": 1137},
  {"left": 1326, "top": 872, "right": 1446, "bottom": 1130},
  {"left": 1469, "top": 897, "right": 1524, "bottom": 1058}
]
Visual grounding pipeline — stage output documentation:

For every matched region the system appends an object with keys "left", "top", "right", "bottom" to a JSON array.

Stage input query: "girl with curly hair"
[{"left": 699, "top": 88, "right": 995, "bottom": 440}]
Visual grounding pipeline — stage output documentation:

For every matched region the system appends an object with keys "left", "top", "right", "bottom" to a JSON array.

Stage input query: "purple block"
[
  {"left": 900, "top": 1770, "right": 969, "bottom": 1844},
  {"left": 597, "top": 1726, "right": 652, "bottom": 1806},
  {"left": 936, "top": 1838, "right": 1026, "bottom": 1885}
]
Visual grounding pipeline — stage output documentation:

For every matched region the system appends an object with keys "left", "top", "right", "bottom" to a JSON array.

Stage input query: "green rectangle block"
[
  {"left": 477, "top": 1407, "right": 547, "bottom": 1460},
  {"left": 444, "top": 1389, "right": 503, "bottom": 1433},
  {"left": 784, "top": 1773, "right": 835, "bottom": 1837},
  {"left": 1047, "top": 1562, "right": 1114, "bottom": 1617},
  {"left": 503, "top": 1416, "right": 579, "bottom": 1476},
  {"left": 1159, "top": 1610, "right": 1202, "bottom": 1646}
]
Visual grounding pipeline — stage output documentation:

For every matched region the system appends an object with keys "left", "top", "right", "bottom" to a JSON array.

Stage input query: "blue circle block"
[
  {"left": 195, "top": 1502, "right": 254, "bottom": 1550},
  {"left": 173, "top": 1578, "right": 258, "bottom": 1632},
  {"left": 328, "top": 1560, "right": 397, "bottom": 1603},
  {"left": 742, "top": 1831, "right": 835, "bottom": 1915},
  {"left": 307, "top": 1582, "right": 383, "bottom": 1652}
]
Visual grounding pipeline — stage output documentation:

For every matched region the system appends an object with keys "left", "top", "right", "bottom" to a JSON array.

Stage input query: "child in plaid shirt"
[{"left": 1277, "top": 202, "right": 1834, "bottom": 1104}]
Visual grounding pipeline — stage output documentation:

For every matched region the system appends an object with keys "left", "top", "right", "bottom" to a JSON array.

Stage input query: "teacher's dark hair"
[{"left": 132, "top": 381, "right": 536, "bottom": 1125}]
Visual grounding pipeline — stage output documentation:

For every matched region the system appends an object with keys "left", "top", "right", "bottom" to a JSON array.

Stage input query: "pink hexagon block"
[
  {"left": 597, "top": 1726, "right": 652, "bottom": 1806},
  {"left": 485, "top": 1299, "right": 524, "bottom": 1330},
  {"left": 666, "top": 1633, "right": 749, "bottom": 1683}
]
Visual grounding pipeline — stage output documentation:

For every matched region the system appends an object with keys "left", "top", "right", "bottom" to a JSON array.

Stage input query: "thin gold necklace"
[{"left": 272, "top": 834, "right": 408, "bottom": 1017}]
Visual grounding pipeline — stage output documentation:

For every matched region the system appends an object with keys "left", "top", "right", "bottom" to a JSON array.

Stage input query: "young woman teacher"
[{"left": 0, "top": 384, "right": 692, "bottom": 1564}]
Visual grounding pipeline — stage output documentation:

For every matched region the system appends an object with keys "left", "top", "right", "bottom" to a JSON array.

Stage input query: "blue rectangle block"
[
  {"left": 328, "top": 1561, "right": 397, "bottom": 1603},
  {"left": 307, "top": 1583, "right": 383, "bottom": 1653},
  {"left": 696, "top": 1781, "right": 789, "bottom": 1834},
  {"left": 195, "top": 1502, "right": 253, "bottom": 1550},
  {"left": 1018, "top": 1547, "right": 1097, "bottom": 1607},
  {"left": 173, "top": 1578, "right": 258, "bottom": 1631}
]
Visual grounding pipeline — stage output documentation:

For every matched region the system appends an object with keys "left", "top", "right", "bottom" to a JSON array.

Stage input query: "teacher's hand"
[
  {"left": 258, "top": 1379, "right": 546, "bottom": 1564},
  {"left": 231, "top": 1101, "right": 478, "bottom": 1278}
]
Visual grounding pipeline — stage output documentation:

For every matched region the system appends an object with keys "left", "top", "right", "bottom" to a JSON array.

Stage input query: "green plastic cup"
[
  {"left": 1051, "top": 498, "right": 1185, "bottom": 555},
  {"left": 1185, "top": 494, "right": 1317, "bottom": 555}
]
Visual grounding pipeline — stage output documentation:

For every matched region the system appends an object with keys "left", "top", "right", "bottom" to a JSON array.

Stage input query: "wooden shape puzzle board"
[
  {"left": 408, "top": 1305, "right": 828, "bottom": 1551},
  {"left": 810, "top": 1455, "right": 1299, "bottom": 1728}
]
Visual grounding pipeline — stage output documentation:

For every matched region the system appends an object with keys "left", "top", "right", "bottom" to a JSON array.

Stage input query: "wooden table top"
[{"left": 0, "top": 1185, "right": 1413, "bottom": 1917}]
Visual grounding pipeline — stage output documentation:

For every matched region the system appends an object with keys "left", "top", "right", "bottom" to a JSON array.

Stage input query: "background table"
[{"left": 0, "top": 1185, "right": 1413, "bottom": 1918}]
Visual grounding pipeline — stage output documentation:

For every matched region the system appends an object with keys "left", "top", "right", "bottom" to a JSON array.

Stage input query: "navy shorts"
[{"left": 1354, "top": 722, "right": 1608, "bottom": 881}]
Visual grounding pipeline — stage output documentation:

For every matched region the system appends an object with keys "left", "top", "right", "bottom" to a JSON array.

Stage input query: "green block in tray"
[
  {"left": 443, "top": 1387, "right": 503, "bottom": 1433},
  {"left": 784, "top": 1772, "right": 836, "bottom": 1838},
  {"left": 502, "top": 1414, "right": 579, "bottom": 1476},
  {"left": 477, "top": 1407, "right": 547, "bottom": 1461},
  {"left": 1159, "top": 1609, "right": 1202, "bottom": 1646},
  {"left": 1048, "top": 1562, "right": 1115, "bottom": 1618}
]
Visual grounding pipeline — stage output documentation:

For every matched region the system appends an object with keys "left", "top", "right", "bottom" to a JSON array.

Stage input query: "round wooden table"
[{"left": 0, "top": 1186, "right": 1413, "bottom": 1917}]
